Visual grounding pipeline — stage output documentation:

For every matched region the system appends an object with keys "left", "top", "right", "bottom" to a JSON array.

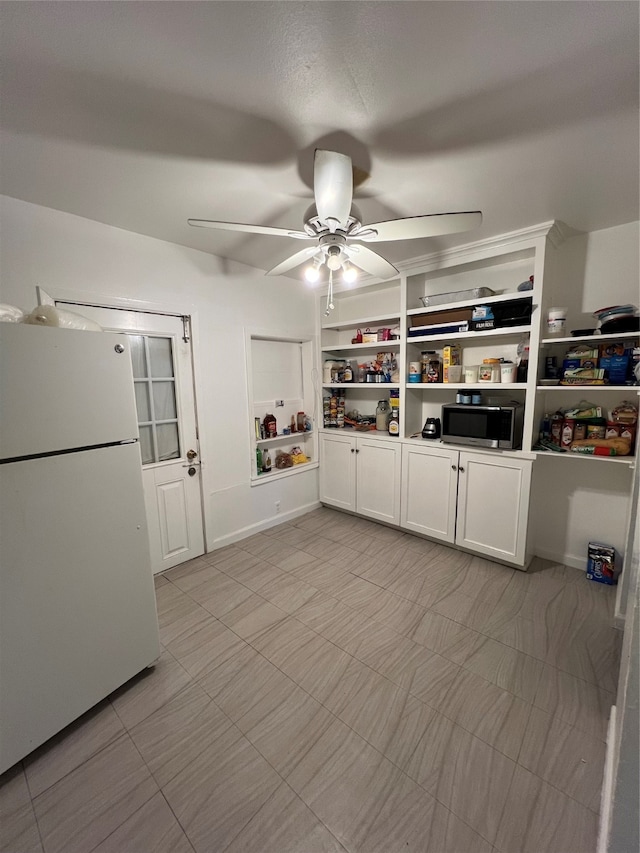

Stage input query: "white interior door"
[{"left": 45, "top": 300, "right": 205, "bottom": 573}]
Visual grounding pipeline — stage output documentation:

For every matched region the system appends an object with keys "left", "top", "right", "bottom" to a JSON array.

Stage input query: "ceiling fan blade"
[
  {"left": 266, "top": 246, "right": 320, "bottom": 277},
  {"left": 313, "top": 150, "right": 353, "bottom": 228},
  {"left": 362, "top": 211, "right": 483, "bottom": 242},
  {"left": 346, "top": 245, "right": 398, "bottom": 279},
  {"left": 187, "top": 219, "right": 311, "bottom": 239}
]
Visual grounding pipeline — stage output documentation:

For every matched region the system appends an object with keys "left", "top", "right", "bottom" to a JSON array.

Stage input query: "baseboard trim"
[
  {"left": 209, "top": 500, "right": 322, "bottom": 550},
  {"left": 532, "top": 546, "right": 586, "bottom": 572}
]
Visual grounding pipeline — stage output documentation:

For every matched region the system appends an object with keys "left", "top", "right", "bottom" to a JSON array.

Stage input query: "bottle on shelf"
[
  {"left": 263, "top": 413, "right": 277, "bottom": 438},
  {"left": 290, "top": 414, "right": 297, "bottom": 433},
  {"left": 388, "top": 389, "right": 400, "bottom": 436},
  {"left": 256, "top": 447, "right": 263, "bottom": 475},
  {"left": 297, "top": 411, "right": 305, "bottom": 432},
  {"left": 262, "top": 448, "right": 272, "bottom": 473},
  {"left": 343, "top": 361, "right": 353, "bottom": 382}
]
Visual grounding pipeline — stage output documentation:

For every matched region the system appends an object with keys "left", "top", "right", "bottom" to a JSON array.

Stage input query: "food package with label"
[
  {"left": 586, "top": 542, "right": 619, "bottom": 585},
  {"left": 442, "top": 345, "right": 462, "bottom": 382}
]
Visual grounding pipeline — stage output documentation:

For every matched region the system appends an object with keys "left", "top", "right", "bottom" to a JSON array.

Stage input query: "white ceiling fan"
[{"left": 188, "top": 149, "right": 482, "bottom": 285}]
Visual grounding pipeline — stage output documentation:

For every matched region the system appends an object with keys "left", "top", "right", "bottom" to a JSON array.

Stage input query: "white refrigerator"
[{"left": 0, "top": 323, "right": 160, "bottom": 774}]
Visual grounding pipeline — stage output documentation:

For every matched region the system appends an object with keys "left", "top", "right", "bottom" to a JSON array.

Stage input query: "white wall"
[
  {"left": 531, "top": 221, "right": 639, "bottom": 569},
  {"left": 0, "top": 195, "right": 319, "bottom": 550}
]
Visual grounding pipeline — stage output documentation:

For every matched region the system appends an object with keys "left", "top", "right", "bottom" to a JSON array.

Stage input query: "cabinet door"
[
  {"left": 356, "top": 437, "right": 402, "bottom": 525},
  {"left": 455, "top": 452, "right": 532, "bottom": 564},
  {"left": 319, "top": 433, "right": 357, "bottom": 511},
  {"left": 400, "top": 443, "right": 459, "bottom": 543}
]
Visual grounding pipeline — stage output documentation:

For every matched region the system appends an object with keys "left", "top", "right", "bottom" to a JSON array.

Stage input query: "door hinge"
[{"left": 181, "top": 315, "right": 191, "bottom": 343}]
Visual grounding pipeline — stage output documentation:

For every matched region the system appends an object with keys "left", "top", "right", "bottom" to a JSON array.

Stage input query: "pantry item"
[
  {"left": 550, "top": 412, "right": 563, "bottom": 446},
  {"left": 586, "top": 418, "right": 607, "bottom": 439},
  {"left": 351, "top": 329, "right": 363, "bottom": 344},
  {"left": 323, "top": 361, "right": 335, "bottom": 383},
  {"left": 296, "top": 411, "right": 305, "bottom": 432},
  {"left": 517, "top": 276, "right": 534, "bottom": 292},
  {"left": 460, "top": 392, "right": 472, "bottom": 405},
  {"left": 361, "top": 328, "right": 378, "bottom": 344},
  {"left": 478, "top": 358, "right": 500, "bottom": 383},
  {"left": 256, "top": 447, "right": 262, "bottom": 474},
  {"left": 586, "top": 542, "right": 619, "bottom": 585},
  {"left": 421, "top": 351, "right": 442, "bottom": 383},
  {"left": 500, "top": 362, "right": 517, "bottom": 383},
  {"left": 561, "top": 417, "right": 575, "bottom": 449},
  {"left": 464, "top": 365, "right": 478, "bottom": 384},
  {"left": 547, "top": 308, "right": 567, "bottom": 335},
  {"left": 290, "top": 415, "right": 296, "bottom": 433},
  {"left": 408, "top": 362, "right": 422, "bottom": 383},
  {"left": 343, "top": 362, "right": 353, "bottom": 382},
  {"left": 262, "top": 448, "right": 272, "bottom": 472},
  {"left": 419, "top": 287, "right": 495, "bottom": 308},
  {"left": 443, "top": 345, "right": 462, "bottom": 382},
  {"left": 471, "top": 393, "right": 482, "bottom": 405},
  {"left": 376, "top": 400, "right": 390, "bottom": 432},
  {"left": 570, "top": 437, "right": 631, "bottom": 455},
  {"left": 263, "top": 413, "right": 277, "bottom": 438},
  {"left": 275, "top": 451, "right": 293, "bottom": 469},
  {"left": 377, "top": 328, "right": 392, "bottom": 342}
]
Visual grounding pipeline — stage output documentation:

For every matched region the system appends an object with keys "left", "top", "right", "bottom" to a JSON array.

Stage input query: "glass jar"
[
  {"left": 376, "top": 400, "right": 390, "bottom": 431},
  {"left": 421, "top": 351, "right": 442, "bottom": 383},
  {"left": 479, "top": 358, "right": 500, "bottom": 383}
]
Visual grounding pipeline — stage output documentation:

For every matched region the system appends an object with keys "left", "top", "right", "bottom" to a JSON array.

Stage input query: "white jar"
[{"left": 547, "top": 308, "right": 567, "bottom": 335}]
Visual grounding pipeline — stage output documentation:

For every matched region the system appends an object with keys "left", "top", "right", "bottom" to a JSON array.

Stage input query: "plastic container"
[
  {"left": 464, "top": 365, "right": 478, "bottom": 384},
  {"left": 547, "top": 308, "right": 567, "bottom": 335},
  {"left": 500, "top": 362, "right": 517, "bottom": 383},
  {"left": 479, "top": 359, "right": 500, "bottom": 383},
  {"left": 408, "top": 362, "right": 422, "bottom": 383},
  {"left": 421, "top": 351, "right": 442, "bottom": 383}
]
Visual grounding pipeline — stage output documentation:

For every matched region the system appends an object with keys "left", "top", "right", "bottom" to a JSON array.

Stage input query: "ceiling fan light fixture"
[
  {"left": 325, "top": 245, "right": 343, "bottom": 271},
  {"left": 342, "top": 262, "right": 358, "bottom": 284}
]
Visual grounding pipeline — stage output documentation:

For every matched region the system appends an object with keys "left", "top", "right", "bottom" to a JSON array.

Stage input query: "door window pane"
[
  {"left": 153, "top": 381, "right": 177, "bottom": 420},
  {"left": 128, "top": 334, "right": 181, "bottom": 465},
  {"left": 139, "top": 425, "right": 154, "bottom": 464},
  {"left": 134, "top": 382, "right": 151, "bottom": 423},
  {"left": 148, "top": 337, "right": 174, "bottom": 377},
  {"left": 129, "top": 336, "right": 147, "bottom": 378},
  {"left": 156, "top": 423, "right": 180, "bottom": 461}
]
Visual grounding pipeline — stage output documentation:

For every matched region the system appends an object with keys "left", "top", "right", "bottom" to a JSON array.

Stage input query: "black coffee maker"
[{"left": 422, "top": 417, "right": 441, "bottom": 439}]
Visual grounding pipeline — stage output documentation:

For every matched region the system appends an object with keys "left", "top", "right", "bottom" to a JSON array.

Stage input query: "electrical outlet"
[
  {"left": 275, "top": 400, "right": 284, "bottom": 407},
  {"left": 275, "top": 501, "right": 281, "bottom": 513}
]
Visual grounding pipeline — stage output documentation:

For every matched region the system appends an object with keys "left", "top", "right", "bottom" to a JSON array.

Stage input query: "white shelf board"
[
  {"left": 540, "top": 331, "right": 639, "bottom": 345},
  {"left": 536, "top": 385, "right": 639, "bottom": 392},
  {"left": 256, "top": 431, "right": 312, "bottom": 446},
  {"left": 407, "top": 290, "right": 533, "bottom": 316},
  {"left": 321, "top": 341, "right": 401, "bottom": 353},
  {"left": 534, "top": 450, "right": 635, "bottom": 466},
  {"left": 407, "top": 325, "right": 531, "bottom": 345},
  {"left": 322, "top": 383, "right": 400, "bottom": 389},
  {"left": 406, "top": 382, "right": 525, "bottom": 390},
  {"left": 251, "top": 460, "right": 318, "bottom": 485},
  {"left": 321, "top": 313, "right": 401, "bottom": 331},
  {"left": 319, "top": 427, "right": 400, "bottom": 442}
]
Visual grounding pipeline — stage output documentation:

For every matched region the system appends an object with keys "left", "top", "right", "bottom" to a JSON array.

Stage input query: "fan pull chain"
[{"left": 324, "top": 270, "right": 335, "bottom": 316}]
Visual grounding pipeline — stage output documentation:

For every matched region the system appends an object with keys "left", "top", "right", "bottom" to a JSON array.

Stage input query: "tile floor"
[{"left": 1, "top": 507, "right": 622, "bottom": 853}]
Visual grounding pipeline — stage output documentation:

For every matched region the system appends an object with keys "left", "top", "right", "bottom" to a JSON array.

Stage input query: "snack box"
[
  {"left": 443, "top": 345, "right": 462, "bottom": 382},
  {"left": 563, "top": 357, "right": 598, "bottom": 371},
  {"left": 599, "top": 340, "right": 635, "bottom": 358},
  {"left": 600, "top": 355, "right": 630, "bottom": 383},
  {"left": 566, "top": 348, "right": 599, "bottom": 359},
  {"left": 586, "top": 542, "right": 619, "bottom": 585}
]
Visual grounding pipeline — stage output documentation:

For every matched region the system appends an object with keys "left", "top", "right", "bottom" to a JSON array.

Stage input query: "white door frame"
[{"left": 35, "top": 287, "right": 209, "bottom": 554}]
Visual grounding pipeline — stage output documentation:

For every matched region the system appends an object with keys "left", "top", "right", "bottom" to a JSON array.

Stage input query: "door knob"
[
  {"left": 451, "top": 465, "right": 456, "bottom": 470},
  {"left": 187, "top": 449, "right": 198, "bottom": 460},
  {"left": 458, "top": 466, "right": 465, "bottom": 472}
]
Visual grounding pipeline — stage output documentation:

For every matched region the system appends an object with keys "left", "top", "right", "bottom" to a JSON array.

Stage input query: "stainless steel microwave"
[{"left": 441, "top": 403, "right": 524, "bottom": 450}]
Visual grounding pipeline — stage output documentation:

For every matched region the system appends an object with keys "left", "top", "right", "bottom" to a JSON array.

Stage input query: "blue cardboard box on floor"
[{"left": 586, "top": 541, "right": 619, "bottom": 585}]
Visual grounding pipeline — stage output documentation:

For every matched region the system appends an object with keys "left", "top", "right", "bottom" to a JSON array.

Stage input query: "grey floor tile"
[
  {"left": 32, "top": 734, "right": 158, "bottom": 853},
  {"left": 165, "top": 615, "right": 246, "bottom": 680},
  {"left": 0, "top": 765, "right": 43, "bottom": 853},
  {"left": 129, "top": 682, "right": 233, "bottom": 787},
  {"left": 90, "top": 791, "right": 195, "bottom": 853},
  {"left": 110, "top": 650, "right": 193, "bottom": 730},
  {"left": 429, "top": 589, "right": 500, "bottom": 633},
  {"left": 154, "top": 583, "right": 213, "bottom": 647},
  {"left": 224, "top": 782, "right": 347, "bottom": 853},
  {"left": 258, "top": 573, "right": 318, "bottom": 613},
  {"left": 217, "top": 593, "right": 288, "bottom": 642},
  {"left": 534, "top": 664, "right": 614, "bottom": 741},
  {"left": 495, "top": 764, "right": 598, "bottom": 853},
  {"left": 185, "top": 571, "right": 255, "bottom": 617},
  {"left": 452, "top": 634, "right": 545, "bottom": 702},
  {"left": 23, "top": 700, "right": 124, "bottom": 799},
  {"left": 437, "top": 668, "right": 531, "bottom": 760},
  {"left": 518, "top": 706, "right": 606, "bottom": 812},
  {"left": 290, "top": 558, "right": 353, "bottom": 593},
  {"left": 162, "top": 726, "right": 281, "bottom": 853}
]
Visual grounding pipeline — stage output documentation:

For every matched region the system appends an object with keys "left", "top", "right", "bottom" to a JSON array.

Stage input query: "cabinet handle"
[
  {"left": 351, "top": 448, "right": 355, "bottom": 453},
  {"left": 451, "top": 465, "right": 457, "bottom": 470},
  {"left": 356, "top": 449, "right": 360, "bottom": 453},
  {"left": 458, "top": 466, "right": 465, "bottom": 472}
]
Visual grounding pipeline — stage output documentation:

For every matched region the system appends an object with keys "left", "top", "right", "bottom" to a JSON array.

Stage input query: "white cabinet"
[
  {"left": 456, "top": 451, "right": 532, "bottom": 565},
  {"left": 318, "top": 432, "right": 356, "bottom": 511},
  {"left": 401, "top": 443, "right": 458, "bottom": 543},
  {"left": 401, "top": 443, "right": 533, "bottom": 565},
  {"left": 319, "top": 432, "right": 402, "bottom": 525}
]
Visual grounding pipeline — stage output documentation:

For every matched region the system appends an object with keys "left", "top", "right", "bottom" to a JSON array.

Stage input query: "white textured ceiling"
[{"left": 1, "top": 1, "right": 638, "bottom": 277}]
